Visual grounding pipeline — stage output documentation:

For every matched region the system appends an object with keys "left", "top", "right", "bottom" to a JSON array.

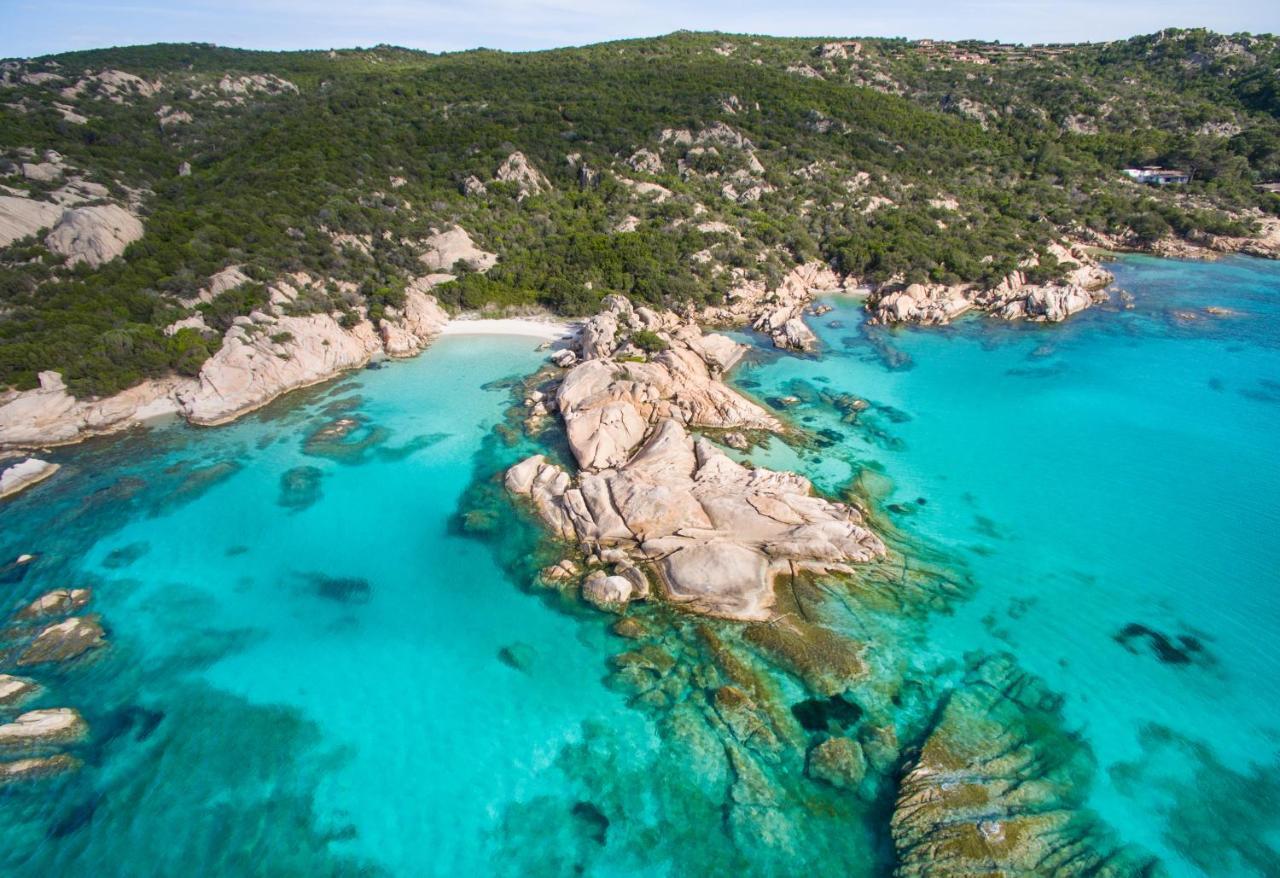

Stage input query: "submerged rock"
[
  {"left": 0, "top": 754, "right": 81, "bottom": 784},
  {"left": 17, "top": 616, "right": 105, "bottom": 665},
  {"left": 0, "top": 674, "right": 39, "bottom": 708},
  {"left": 890, "top": 654, "right": 1160, "bottom": 877},
  {"left": 497, "top": 642, "right": 536, "bottom": 672},
  {"left": 806, "top": 736, "right": 865, "bottom": 790},
  {"left": 278, "top": 465, "right": 324, "bottom": 511}
]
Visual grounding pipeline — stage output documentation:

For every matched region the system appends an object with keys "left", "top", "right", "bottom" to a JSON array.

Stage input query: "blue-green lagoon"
[{"left": 2, "top": 255, "right": 1278, "bottom": 876}]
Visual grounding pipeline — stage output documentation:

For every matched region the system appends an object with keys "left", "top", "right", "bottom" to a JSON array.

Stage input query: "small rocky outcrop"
[
  {"left": 0, "top": 754, "right": 80, "bottom": 784},
  {"left": 44, "top": 203, "right": 144, "bottom": 267},
  {"left": 14, "top": 588, "right": 91, "bottom": 622},
  {"left": 379, "top": 286, "right": 450, "bottom": 357},
  {"left": 0, "top": 708, "right": 88, "bottom": 747},
  {"left": 628, "top": 149, "right": 664, "bottom": 174},
  {"left": 0, "top": 458, "right": 59, "bottom": 499},
  {"left": 495, "top": 151, "right": 549, "bottom": 198},
  {"left": 418, "top": 225, "right": 498, "bottom": 273},
  {"left": 17, "top": 616, "right": 105, "bottom": 665}
]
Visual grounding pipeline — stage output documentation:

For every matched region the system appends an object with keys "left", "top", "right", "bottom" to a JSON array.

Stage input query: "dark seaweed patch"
[
  {"left": 279, "top": 466, "right": 325, "bottom": 511},
  {"left": 103, "top": 541, "right": 150, "bottom": 569},
  {"left": 48, "top": 795, "right": 101, "bottom": 839},
  {"left": 571, "top": 801, "right": 610, "bottom": 846},
  {"left": 498, "top": 642, "right": 536, "bottom": 672},
  {"left": 302, "top": 572, "right": 372, "bottom": 604},
  {"left": 791, "top": 694, "right": 863, "bottom": 734},
  {"left": 1113, "top": 623, "right": 1209, "bottom": 666}
]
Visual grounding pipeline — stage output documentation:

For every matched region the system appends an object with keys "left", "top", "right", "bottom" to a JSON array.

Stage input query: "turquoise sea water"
[
  {"left": 1, "top": 255, "right": 1278, "bottom": 876},
  {"left": 733, "top": 254, "right": 1280, "bottom": 877}
]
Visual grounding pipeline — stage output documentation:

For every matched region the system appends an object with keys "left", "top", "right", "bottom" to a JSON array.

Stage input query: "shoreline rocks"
[
  {"left": 0, "top": 277, "right": 452, "bottom": 450},
  {"left": 866, "top": 241, "right": 1114, "bottom": 326}
]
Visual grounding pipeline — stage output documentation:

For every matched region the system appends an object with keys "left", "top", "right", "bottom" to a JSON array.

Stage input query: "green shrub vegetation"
[{"left": 1, "top": 29, "right": 1278, "bottom": 396}]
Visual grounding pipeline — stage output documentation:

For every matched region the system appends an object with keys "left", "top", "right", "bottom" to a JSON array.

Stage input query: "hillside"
[{"left": 2, "top": 29, "right": 1279, "bottom": 397}]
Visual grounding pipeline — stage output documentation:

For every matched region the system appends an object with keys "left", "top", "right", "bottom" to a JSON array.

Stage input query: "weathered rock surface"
[
  {"left": 0, "top": 674, "right": 38, "bottom": 708},
  {"left": 557, "top": 324, "right": 777, "bottom": 470},
  {"left": 14, "top": 588, "right": 91, "bottom": 621},
  {"left": 0, "top": 370, "right": 192, "bottom": 449},
  {"left": 0, "top": 458, "right": 59, "bottom": 499},
  {"left": 582, "top": 570, "right": 635, "bottom": 613},
  {"left": 17, "top": 616, "right": 105, "bottom": 665},
  {"left": 181, "top": 311, "right": 383, "bottom": 425},
  {"left": 0, "top": 708, "right": 87, "bottom": 747},
  {"left": 418, "top": 225, "right": 498, "bottom": 273},
  {"left": 507, "top": 418, "right": 883, "bottom": 621},
  {"left": 891, "top": 654, "right": 1159, "bottom": 877},
  {"left": 379, "top": 286, "right": 450, "bottom": 356},
  {"left": 44, "top": 203, "right": 144, "bottom": 267},
  {"left": 0, "top": 194, "right": 64, "bottom": 246},
  {"left": 507, "top": 295, "right": 885, "bottom": 620}
]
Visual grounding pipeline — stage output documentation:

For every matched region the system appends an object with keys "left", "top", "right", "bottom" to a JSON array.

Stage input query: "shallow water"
[
  {"left": 1, "top": 256, "right": 1278, "bottom": 876},
  {"left": 734, "top": 254, "right": 1280, "bottom": 877}
]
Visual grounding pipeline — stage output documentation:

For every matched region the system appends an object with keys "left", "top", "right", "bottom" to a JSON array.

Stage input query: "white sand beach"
[{"left": 438, "top": 317, "right": 579, "bottom": 341}]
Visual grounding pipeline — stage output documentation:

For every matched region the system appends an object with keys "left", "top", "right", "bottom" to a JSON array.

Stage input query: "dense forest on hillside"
[{"left": 1, "top": 28, "right": 1278, "bottom": 395}]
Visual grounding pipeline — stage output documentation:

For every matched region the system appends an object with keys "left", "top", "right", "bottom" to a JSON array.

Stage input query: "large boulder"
[
  {"left": 581, "top": 571, "right": 634, "bottom": 613},
  {"left": 0, "top": 458, "right": 59, "bottom": 499},
  {"left": 44, "top": 203, "right": 144, "bottom": 267},
  {"left": 14, "top": 588, "right": 91, "bottom": 622}
]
